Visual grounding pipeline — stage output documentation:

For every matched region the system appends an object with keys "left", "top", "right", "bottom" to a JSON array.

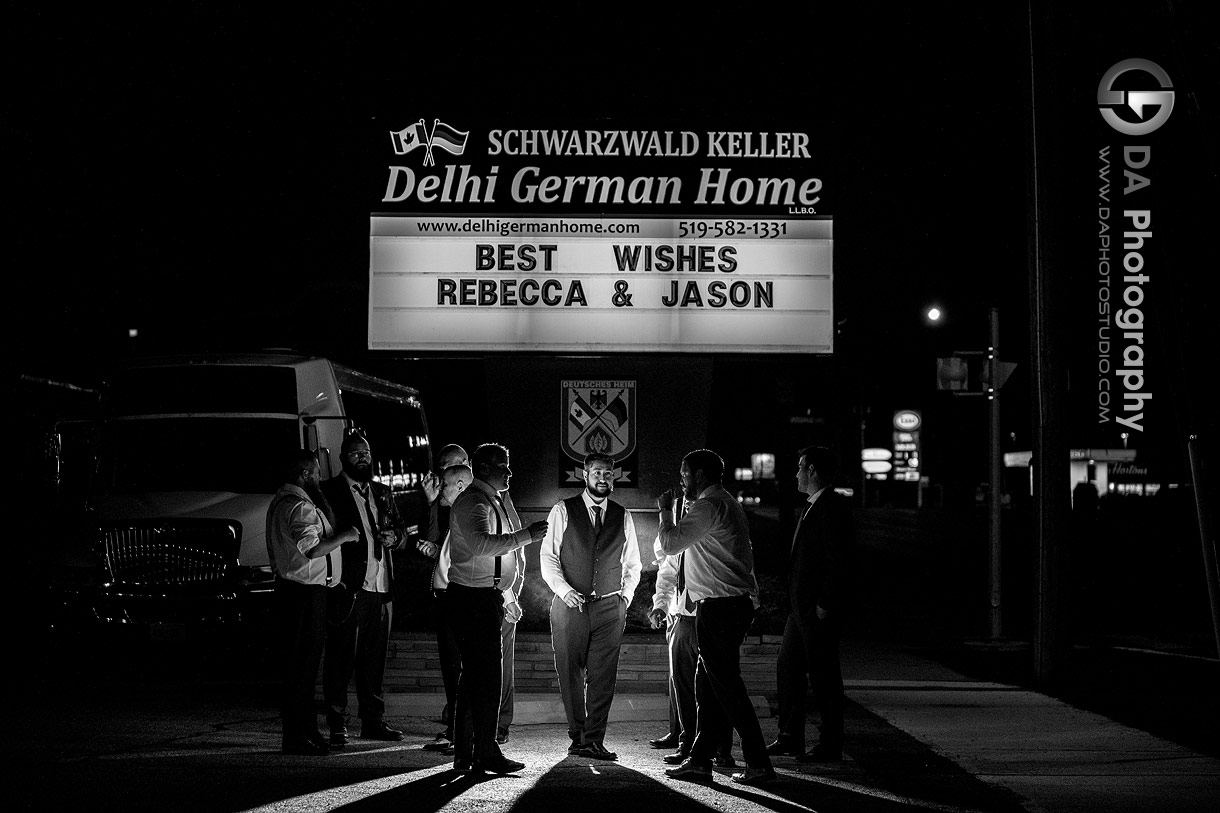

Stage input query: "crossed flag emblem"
[{"left": 390, "top": 119, "right": 469, "bottom": 166}]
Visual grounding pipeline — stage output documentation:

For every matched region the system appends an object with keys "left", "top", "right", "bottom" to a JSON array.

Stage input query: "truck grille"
[{"left": 100, "top": 520, "right": 241, "bottom": 587}]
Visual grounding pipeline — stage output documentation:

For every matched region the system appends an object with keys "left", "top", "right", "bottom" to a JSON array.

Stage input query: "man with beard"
[
  {"left": 656, "top": 449, "right": 775, "bottom": 787},
  {"left": 540, "top": 452, "right": 641, "bottom": 760},
  {"left": 266, "top": 450, "right": 358, "bottom": 755},
  {"left": 446, "top": 442, "right": 547, "bottom": 774},
  {"left": 322, "top": 432, "right": 407, "bottom": 747}
]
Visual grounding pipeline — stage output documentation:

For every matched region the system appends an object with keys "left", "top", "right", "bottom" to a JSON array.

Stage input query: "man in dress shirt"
[
  {"left": 648, "top": 534, "right": 735, "bottom": 768},
  {"left": 266, "top": 450, "right": 357, "bottom": 755},
  {"left": 655, "top": 448, "right": 776, "bottom": 787},
  {"left": 767, "top": 446, "right": 854, "bottom": 762},
  {"left": 322, "top": 432, "right": 407, "bottom": 747},
  {"left": 419, "top": 444, "right": 470, "bottom": 750},
  {"left": 540, "top": 452, "right": 642, "bottom": 761},
  {"left": 446, "top": 442, "right": 548, "bottom": 774},
  {"left": 421, "top": 462, "right": 474, "bottom": 755}
]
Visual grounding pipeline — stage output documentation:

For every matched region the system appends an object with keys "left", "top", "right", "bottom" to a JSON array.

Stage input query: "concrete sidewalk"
[
  {"left": 839, "top": 639, "right": 1220, "bottom": 812},
  {"left": 388, "top": 638, "right": 1220, "bottom": 812}
]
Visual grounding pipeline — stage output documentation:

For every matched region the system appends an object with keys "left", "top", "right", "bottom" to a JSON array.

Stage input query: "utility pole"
[
  {"left": 987, "top": 307, "right": 1003, "bottom": 640},
  {"left": 936, "top": 308, "right": 1015, "bottom": 641}
]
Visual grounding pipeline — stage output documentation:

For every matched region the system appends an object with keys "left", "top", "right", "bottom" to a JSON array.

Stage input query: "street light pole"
[{"left": 988, "top": 307, "right": 1003, "bottom": 640}]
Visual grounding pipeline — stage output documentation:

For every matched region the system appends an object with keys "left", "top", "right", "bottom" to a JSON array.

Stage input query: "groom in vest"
[{"left": 540, "top": 452, "right": 642, "bottom": 761}]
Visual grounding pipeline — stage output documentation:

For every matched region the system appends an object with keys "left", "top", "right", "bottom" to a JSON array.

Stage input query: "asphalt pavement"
[{"left": 13, "top": 632, "right": 1219, "bottom": 813}]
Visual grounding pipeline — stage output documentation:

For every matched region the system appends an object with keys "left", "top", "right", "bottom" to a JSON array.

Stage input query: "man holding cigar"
[{"left": 655, "top": 448, "right": 775, "bottom": 787}]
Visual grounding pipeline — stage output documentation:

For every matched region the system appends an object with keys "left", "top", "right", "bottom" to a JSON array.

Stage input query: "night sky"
[{"left": 10, "top": 4, "right": 1219, "bottom": 482}]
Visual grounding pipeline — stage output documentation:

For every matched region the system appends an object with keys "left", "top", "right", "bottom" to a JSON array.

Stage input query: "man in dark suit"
[
  {"left": 322, "top": 432, "right": 408, "bottom": 747},
  {"left": 768, "top": 445, "right": 854, "bottom": 762}
]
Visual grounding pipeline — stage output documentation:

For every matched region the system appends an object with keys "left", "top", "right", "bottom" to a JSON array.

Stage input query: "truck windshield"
[{"left": 98, "top": 416, "right": 298, "bottom": 494}]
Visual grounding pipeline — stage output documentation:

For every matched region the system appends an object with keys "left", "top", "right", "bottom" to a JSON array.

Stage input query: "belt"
[
  {"left": 582, "top": 590, "right": 622, "bottom": 602},
  {"left": 696, "top": 593, "right": 752, "bottom": 605}
]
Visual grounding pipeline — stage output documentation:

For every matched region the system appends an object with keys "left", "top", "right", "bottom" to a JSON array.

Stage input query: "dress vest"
[{"left": 559, "top": 495, "right": 626, "bottom": 597}]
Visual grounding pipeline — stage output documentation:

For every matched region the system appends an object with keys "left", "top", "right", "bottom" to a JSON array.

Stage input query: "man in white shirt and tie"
[
  {"left": 446, "top": 443, "right": 547, "bottom": 774},
  {"left": 656, "top": 448, "right": 775, "bottom": 787},
  {"left": 266, "top": 450, "right": 357, "bottom": 755},
  {"left": 540, "top": 452, "right": 642, "bottom": 760}
]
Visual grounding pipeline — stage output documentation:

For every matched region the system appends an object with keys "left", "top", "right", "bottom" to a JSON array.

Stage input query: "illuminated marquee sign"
[
  {"left": 369, "top": 215, "right": 832, "bottom": 353},
  {"left": 369, "top": 117, "right": 834, "bottom": 354}
]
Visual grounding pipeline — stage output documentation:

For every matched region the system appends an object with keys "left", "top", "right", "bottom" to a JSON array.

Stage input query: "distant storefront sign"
[{"left": 891, "top": 410, "right": 922, "bottom": 481}]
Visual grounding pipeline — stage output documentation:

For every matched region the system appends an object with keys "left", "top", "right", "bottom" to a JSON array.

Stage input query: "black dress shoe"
[
  {"left": 731, "top": 766, "right": 777, "bottom": 786},
  {"left": 360, "top": 720, "right": 404, "bottom": 741},
  {"left": 329, "top": 728, "right": 348, "bottom": 749},
  {"left": 423, "top": 731, "right": 453, "bottom": 752},
  {"left": 765, "top": 737, "right": 804, "bottom": 756},
  {"left": 797, "top": 744, "right": 843, "bottom": 763},
  {"left": 662, "top": 750, "right": 691, "bottom": 765},
  {"left": 475, "top": 757, "right": 525, "bottom": 774},
  {"left": 572, "top": 741, "right": 617, "bottom": 761},
  {"left": 714, "top": 753, "right": 738, "bottom": 769},
  {"left": 665, "top": 757, "right": 713, "bottom": 782},
  {"left": 649, "top": 732, "right": 681, "bottom": 749},
  {"left": 282, "top": 737, "right": 330, "bottom": 756},
  {"left": 567, "top": 738, "right": 583, "bottom": 755}
]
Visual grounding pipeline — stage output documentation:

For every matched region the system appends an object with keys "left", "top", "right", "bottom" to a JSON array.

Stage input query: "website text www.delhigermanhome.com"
[{"left": 415, "top": 218, "right": 641, "bottom": 238}]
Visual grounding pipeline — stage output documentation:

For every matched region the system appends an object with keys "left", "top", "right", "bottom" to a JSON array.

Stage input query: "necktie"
[
  {"left": 319, "top": 506, "right": 335, "bottom": 584},
  {"left": 791, "top": 503, "right": 812, "bottom": 556},
  {"left": 677, "top": 551, "right": 694, "bottom": 612},
  {"left": 361, "top": 485, "right": 381, "bottom": 561},
  {"left": 592, "top": 504, "right": 603, "bottom": 536}
]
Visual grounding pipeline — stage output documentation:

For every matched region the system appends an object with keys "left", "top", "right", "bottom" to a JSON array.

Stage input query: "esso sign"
[{"left": 893, "top": 410, "right": 922, "bottom": 431}]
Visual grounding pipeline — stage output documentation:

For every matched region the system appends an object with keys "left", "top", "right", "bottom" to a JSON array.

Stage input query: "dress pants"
[
  {"left": 323, "top": 588, "right": 392, "bottom": 728},
  {"left": 429, "top": 589, "right": 460, "bottom": 731},
  {"left": 776, "top": 610, "right": 844, "bottom": 750},
  {"left": 549, "top": 594, "right": 626, "bottom": 745},
  {"left": 498, "top": 613, "right": 516, "bottom": 734},
  {"left": 274, "top": 578, "right": 327, "bottom": 744},
  {"left": 689, "top": 595, "right": 769, "bottom": 769},
  {"left": 668, "top": 613, "right": 732, "bottom": 756},
  {"left": 448, "top": 583, "right": 508, "bottom": 764},
  {"left": 663, "top": 616, "right": 684, "bottom": 740}
]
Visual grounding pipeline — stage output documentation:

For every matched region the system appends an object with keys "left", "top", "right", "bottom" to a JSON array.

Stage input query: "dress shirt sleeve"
[
  {"left": 502, "top": 547, "right": 526, "bottom": 604},
  {"left": 539, "top": 502, "right": 574, "bottom": 598},
  {"left": 289, "top": 499, "right": 323, "bottom": 555},
  {"left": 657, "top": 497, "right": 715, "bottom": 556},
  {"left": 453, "top": 494, "right": 533, "bottom": 556},
  {"left": 620, "top": 509, "right": 642, "bottom": 604},
  {"left": 652, "top": 543, "right": 677, "bottom": 612},
  {"left": 434, "top": 532, "right": 451, "bottom": 588}
]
